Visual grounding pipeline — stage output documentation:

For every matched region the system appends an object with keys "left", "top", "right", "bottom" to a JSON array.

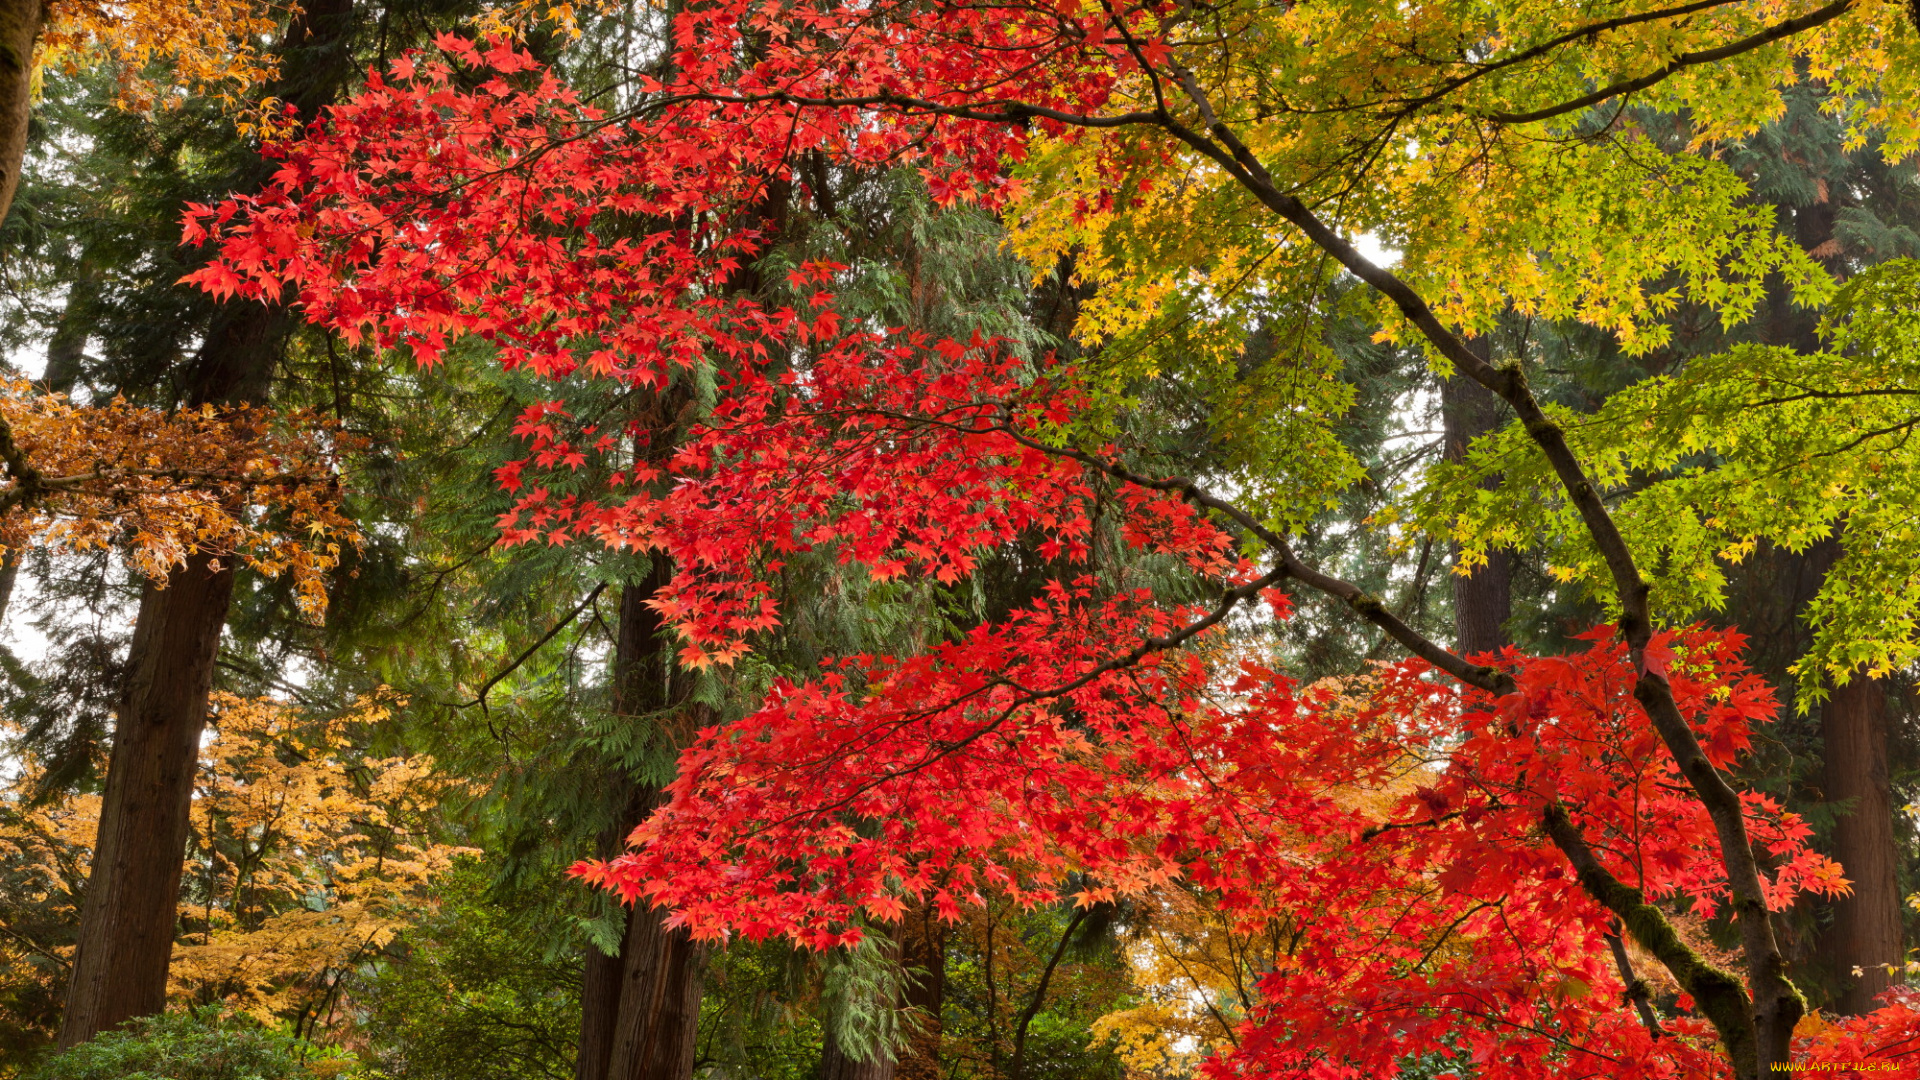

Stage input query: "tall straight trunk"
[
  {"left": 1440, "top": 354, "right": 1510, "bottom": 656},
  {"left": 896, "top": 903, "right": 945, "bottom": 1080},
  {"left": 575, "top": 788, "right": 640, "bottom": 1080},
  {"left": 1768, "top": 188, "right": 1905, "bottom": 1011},
  {"left": 820, "top": 927, "right": 903, "bottom": 1080},
  {"left": 1799, "top": 532, "right": 1901, "bottom": 1013},
  {"left": 1822, "top": 670, "right": 1902, "bottom": 1014},
  {"left": 0, "top": 0, "right": 43, "bottom": 231},
  {"left": 578, "top": 161, "right": 789, "bottom": 1075},
  {"left": 57, "top": 308, "right": 284, "bottom": 1048},
  {"left": 55, "top": 556, "right": 234, "bottom": 1042},
  {"left": 604, "top": 882, "right": 707, "bottom": 1080},
  {"left": 57, "top": 1, "right": 357, "bottom": 1046},
  {"left": 577, "top": 568, "right": 708, "bottom": 1080}
]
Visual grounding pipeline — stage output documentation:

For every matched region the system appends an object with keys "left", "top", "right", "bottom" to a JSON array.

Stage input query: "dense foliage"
[{"left": 8, "top": 2, "right": 1920, "bottom": 1080}]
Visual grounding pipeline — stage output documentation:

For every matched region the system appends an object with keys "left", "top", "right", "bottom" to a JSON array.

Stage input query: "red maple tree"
[{"left": 182, "top": 16, "right": 1920, "bottom": 1078}]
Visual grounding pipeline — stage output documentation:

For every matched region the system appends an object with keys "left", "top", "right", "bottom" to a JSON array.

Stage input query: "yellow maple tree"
[
  {"left": 0, "top": 378, "right": 359, "bottom": 618},
  {"left": 0, "top": 692, "right": 472, "bottom": 1043},
  {"left": 39, "top": 0, "right": 288, "bottom": 113},
  {"left": 171, "top": 692, "right": 477, "bottom": 1023},
  {"left": 0, "top": 751, "right": 95, "bottom": 1057}
]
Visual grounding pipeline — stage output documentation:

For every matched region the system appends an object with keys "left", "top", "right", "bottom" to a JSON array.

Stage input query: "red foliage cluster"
[{"left": 181, "top": 31, "right": 1920, "bottom": 1080}]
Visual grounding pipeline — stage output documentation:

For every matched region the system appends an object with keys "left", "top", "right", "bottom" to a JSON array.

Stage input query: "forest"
[{"left": 4, "top": 0, "right": 1920, "bottom": 1078}]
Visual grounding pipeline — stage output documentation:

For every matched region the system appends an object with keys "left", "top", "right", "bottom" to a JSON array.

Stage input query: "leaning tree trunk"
[
  {"left": 576, "top": 568, "right": 709, "bottom": 1080},
  {"left": 57, "top": 0, "right": 356, "bottom": 1046},
  {"left": 0, "top": 0, "right": 44, "bottom": 231}
]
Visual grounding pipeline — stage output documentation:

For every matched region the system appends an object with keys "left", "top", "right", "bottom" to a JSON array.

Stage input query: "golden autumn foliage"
[
  {"left": 1091, "top": 886, "right": 1266, "bottom": 1079},
  {"left": 0, "top": 379, "right": 358, "bottom": 618},
  {"left": 173, "top": 692, "right": 478, "bottom": 1022},
  {"left": 0, "top": 763, "right": 94, "bottom": 1056},
  {"left": 39, "top": 0, "right": 287, "bottom": 116},
  {"left": 0, "top": 692, "right": 471, "bottom": 1040}
]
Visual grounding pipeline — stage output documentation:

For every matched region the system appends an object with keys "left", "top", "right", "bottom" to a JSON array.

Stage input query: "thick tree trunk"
[
  {"left": 57, "top": 2, "right": 358, "bottom": 1044},
  {"left": 1823, "top": 670, "right": 1903, "bottom": 1014},
  {"left": 576, "top": 929, "right": 625, "bottom": 1080},
  {"left": 1749, "top": 535, "right": 1909, "bottom": 1014},
  {"left": 0, "top": 0, "right": 43, "bottom": 230},
  {"left": 56, "top": 557, "right": 234, "bottom": 1044},
  {"left": 56, "top": 303, "right": 281, "bottom": 1047},
  {"left": 576, "top": 572, "right": 708, "bottom": 1080},
  {"left": 1440, "top": 360, "right": 1510, "bottom": 656},
  {"left": 896, "top": 904, "right": 945, "bottom": 1080},
  {"left": 603, "top": 892, "right": 707, "bottom": 1080},
  {"left": 820, "top": 1033, "right": 895, "bottom": 1080},
  {"left": 1762, "top": 177, "right": 1906, "bottom": 1012}
]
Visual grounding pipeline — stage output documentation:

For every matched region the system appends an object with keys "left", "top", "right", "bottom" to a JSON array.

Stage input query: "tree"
[
  {"left": 187, "top": 3, "right": 1920, "bottom": 1077},
  {"left": 0, "top": 690, "right": 463, "bottom": 1067},
  {"left": 56, "top": 0, "right": 365, "bottom": 1047},
  {"left": 0, "top": 0, "right": 284, "bottom": 229},
  {"left": 170, "top": 691, "right": 471, "bottom": 1028}
]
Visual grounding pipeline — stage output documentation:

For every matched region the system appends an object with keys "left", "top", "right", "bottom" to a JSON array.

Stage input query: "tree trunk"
[
  {"left": 1440, "top": 357, "right": 1511, "bottom": 657},
  {"left": 57, "top": 299, "right": 285, "bottom": 1047},
  {"left": 896, "top": 904, "right": 945, "bottom": 1080},
  {"left": 576, "top": 935, "right": 625, "bottom": 1080},
  {"left": 1751, "top": 535, "right": 1909, "bottom": 1015},
  {"left": 56, "top": 302, "right": 285, "bottom": 1048},
  {"left": 56, "top": 2, "right": 358, "bottom": 1045},
  {"left": 820, "top": 1033, "right": 895, "bottom": 1080},
  {"left": 1823, "top": 670, "right": 1903, "bottom": 1014},
  {"left": 603, "top": 890, "right": 707, "bottom": 1080},
  {"left": 820, "top": 927, "right": 903, "bottom": 1080},
  {"left": 0, "top": 0, "right": 43, "bottom": 231},
  {"left": 56, "top": 556, "right": 234, "bottom": 1044},
  {"left": 576, "top": 570, "right": 709, "bottom": 1080}
]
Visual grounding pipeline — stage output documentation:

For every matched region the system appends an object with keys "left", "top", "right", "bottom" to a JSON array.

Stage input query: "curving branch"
[
  {"left": 1146, "top": 62, "right": 1799, "bottom": 1080},
  {"left": 1486, "top": 0, "right": 1855, "bottom": 125}
]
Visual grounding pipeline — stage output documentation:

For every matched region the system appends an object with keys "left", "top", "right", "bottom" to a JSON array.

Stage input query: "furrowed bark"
[
  {"left": 576, "top": 783, "right": 643, "bottom": 1080},
  {"left": 55, "top": 553, "right": 235, "bottom": 1045},
  {"left": 56, "top": 311, "right": 291, "bottom": 1047},
  {"left": 57, "top": 0, "right": 358, "bottom": 1048},
  {"left": 0, "top": 0, "right": 43, "bottom": 232},
  {"left": 577, "top": 567, "right": 709, "bottom": 1080},
  {"left": 1822, "top": 669, "right": 1902, "bottom": 1015}
]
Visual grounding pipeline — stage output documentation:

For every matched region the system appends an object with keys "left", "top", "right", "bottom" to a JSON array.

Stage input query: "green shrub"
[{"left": 24, "top": 1007, "right": 349, "bottom": 1080}]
